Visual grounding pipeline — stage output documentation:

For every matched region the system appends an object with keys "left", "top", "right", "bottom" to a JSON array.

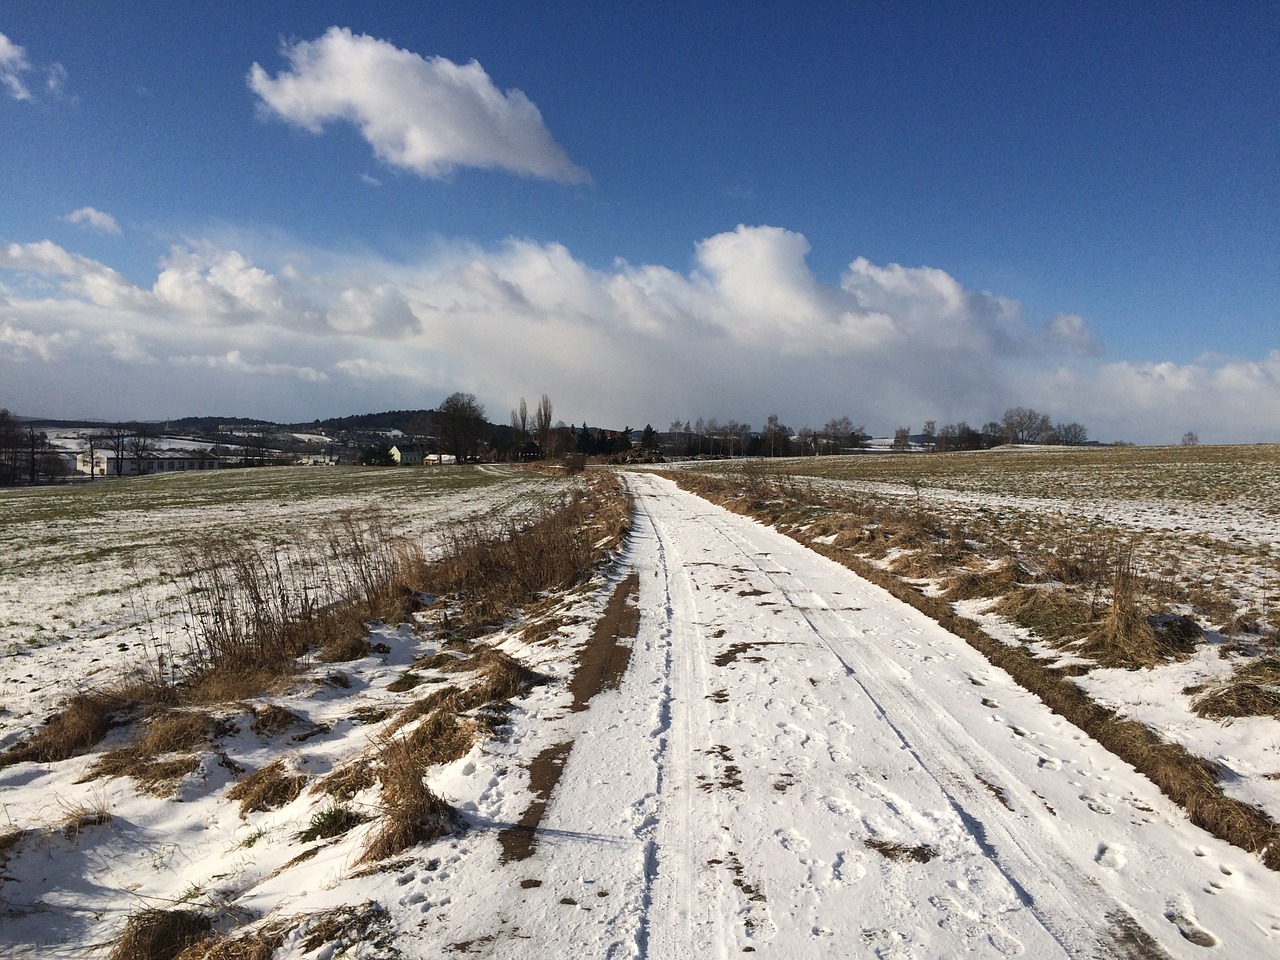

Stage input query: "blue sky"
[{"left": 2, "top": 2, "right": 1276, "bottom": 443}]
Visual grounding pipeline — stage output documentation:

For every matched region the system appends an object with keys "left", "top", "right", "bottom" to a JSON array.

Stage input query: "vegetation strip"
[
  {"left": 0, "top": 470, "right": 635, "bottom": 956},
  {"left": 670, "top": 469, "right": 1280, "bottom": 870}
]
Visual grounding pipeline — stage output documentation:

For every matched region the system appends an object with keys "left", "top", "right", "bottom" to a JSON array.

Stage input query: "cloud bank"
[
  {"left": 0, "top": 226, "right": 1275, "bottom": 444},
  {"left": 248, "top": 27, "right": 588, "bottom": 183}
]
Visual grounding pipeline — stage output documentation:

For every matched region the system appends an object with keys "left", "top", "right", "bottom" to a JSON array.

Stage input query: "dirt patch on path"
[
  {"left": 498, "top": 573, "right": 642, "bottom": 863},
  {"left": 567, "top": 573, "right": 641, "bottom": 712}
]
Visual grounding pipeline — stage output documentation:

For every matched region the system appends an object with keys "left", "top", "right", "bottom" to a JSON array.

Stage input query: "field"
[{"left": 0, "top": 464, "right": 574, "bottom": 750}]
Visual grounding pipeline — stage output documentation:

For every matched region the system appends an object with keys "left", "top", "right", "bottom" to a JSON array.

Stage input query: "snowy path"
[{"left": 437, "top": 474, "right": 1280, "bottom": 958}]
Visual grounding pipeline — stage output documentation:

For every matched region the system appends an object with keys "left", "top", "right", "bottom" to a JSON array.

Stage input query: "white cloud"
[
  {"left": 1, "top": 225, "right": 1276, "bottom": 444},
  {"left": 0, "top": 32, "right": 32, "bottom": 101},
  {"left": 63, "top": 207, "right": 122, "bottom": 235},
  {"left": 0, "top": 321, "right": 76, "bottom": 361},
  {"left": 45, "top": 61, "right": 68, "bottom": 97},
  {"left": 360, "top": 172, "right": 382, "bottom": 187},
  {"left": 248, "top": 27, "right": 588, "bottom": 183},
  {"left": 173, "top": 350, "right": 328, "bottom": 383},
  {"left": 1043, "top": 313, "right": 1101, "bottom": 357}
]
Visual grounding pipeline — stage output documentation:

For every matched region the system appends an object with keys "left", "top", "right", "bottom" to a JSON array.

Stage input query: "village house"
[{"left": 389, "top": 443, "right": 426, "bottom": 466}]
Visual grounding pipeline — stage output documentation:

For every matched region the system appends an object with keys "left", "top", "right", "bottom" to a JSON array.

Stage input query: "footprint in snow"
[
  {"left": 1164, "top": 897, "right": 1218, "bottom": 947},
  {"left": 775, "top": 827, "right": 810, "bottom": 853},
  {"left": 1094, "top": 843, "right": 1126, "bottom": 870},
  {"left": 1081, "top": 795, "right": 1113, "bottom": 815}
]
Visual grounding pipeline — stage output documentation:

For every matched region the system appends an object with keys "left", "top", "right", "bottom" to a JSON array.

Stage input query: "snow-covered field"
[
  {"left": 0, "top": 465, "right": 570, "bottom": 753},
  {"left": 1, "top": 465, "right": 1278, "bottom": 957}
]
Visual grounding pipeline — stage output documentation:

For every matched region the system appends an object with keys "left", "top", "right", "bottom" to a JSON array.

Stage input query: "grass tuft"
[
  {"left": 358, "top": 737, "right": 460, "bottom": 864},
  {"left": 108, "top": 908, "right": 211, "bottom": 960},
  {"left": 226, "top": 759, "right": 307, "bottom": 817},
  {"left": 1187, "top": 658, "right": 1280, "bottom": 720},
  {"left": 296, "top": 804, "right": 371, "bottom": 843}
]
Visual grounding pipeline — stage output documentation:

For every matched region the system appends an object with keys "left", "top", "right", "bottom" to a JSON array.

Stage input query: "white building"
[{"left": 80, "top": 451, "right": 220, "bottom": 476}]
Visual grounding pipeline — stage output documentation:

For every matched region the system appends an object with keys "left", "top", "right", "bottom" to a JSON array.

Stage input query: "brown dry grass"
[
  {"left": 226, "top": 759, "right": 307, "bottom": 817},
  {"left": 943, "top": 559, "right": 1022, "bottom": 601},
  {"left": 108, "top": 908, "right": 211, "bottom": 960},
  {"left": 385, "top": 685, "right": 465, "bottom": 736},
  {"left": 249, "top": 704, "right": 303, "bottom": 737},
  {"left": 313, "top": 759, "right": 378, "bottom": 801},
  {"left": 358, "top": 737, "right": 460, "bottom": 864},
  {"left": 0, "top": 684, "right": 153, "bottom": 768},
  {"left": 174, "top": 929, "right": 283, "bottom": 960},
  {"left": 991, "top": 586, "right": 1093, "bottom": 644},
  {"left": 1188, "top": 658, "right": 1280, "bottom": 720},
  {"left": 403, "top": 709, "right": 478, "bottom": 766},
  {"left": 84, "top": 709, "right": 230, "bottom": 793},
  {"left": 416, "top": 475, "right": 629, "bottom": 637},
  {"left": 453, "top": 647, "right": 546, "bottom": 710}
]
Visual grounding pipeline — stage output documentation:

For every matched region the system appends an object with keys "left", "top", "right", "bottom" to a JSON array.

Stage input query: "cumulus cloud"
[
  {"left": 63, "top": 207, "right": 122, "bottom": 235},
  {"left": 248, "top": 27, "right": 588, "bottom": 183},
  {"left": 1, "top": 224, "right": 1276, "bottom": 444},
  {"left": 0, "top": 32, "right": 32, "bottom": 101}
]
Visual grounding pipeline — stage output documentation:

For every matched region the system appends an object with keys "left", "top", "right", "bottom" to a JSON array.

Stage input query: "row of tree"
[{"left": 0, "top": 409, "right": 63, "bottom": 486}]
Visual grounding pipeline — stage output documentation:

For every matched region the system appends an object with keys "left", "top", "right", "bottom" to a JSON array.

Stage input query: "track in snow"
[{"left": 450, "top": 473, "right": 1280, "bottom": 959}]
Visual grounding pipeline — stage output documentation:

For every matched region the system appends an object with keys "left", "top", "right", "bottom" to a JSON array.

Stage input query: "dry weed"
[
  {"left": 174, "top": 928, "right": 283, "bottom": 960},
  {"left": 385, "top": 686, "right": 464, "bottom": 736},
  {"left": 226, "top": 759, "right": 306, "bottom": 817},
  {"left": 943, "top": 559, "right": 1022, "bottom": 601},
  {"left": 296, "top": 901, "right": 395, "bottom": 953},
  {"left": 53, "top": 790, "right": 113, "bottom": 840},
  {"left": 313, "top": 759, "right": 378, "bottom": 801},
  {"left": 250, "top": 704, "right": 303, "bottom": 737},
  {"left": 403, "top": 709, "right": 478, "bottom": 766},
  {"left": 359, "top": 738, "right": 459, "bottom": 864},
  {"left": 992, "top": 586, "right": 1093, "bottom": 644},
  {"left": 1187, "top": 658, "right": 1280, "bottom": 720},
  {"left": 0, "top": 685, "right": 149, "bottom": 768},
  {"left": 296, "top": 804, "right": 371, "bottom": 843},
  {"left": 108, "top": 908, "right": 211, "bottom": 960}
]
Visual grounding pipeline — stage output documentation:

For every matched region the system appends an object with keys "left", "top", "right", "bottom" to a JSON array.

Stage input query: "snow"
[{"left": 1, "top": 471, "right": 1278, "bottom": 957}]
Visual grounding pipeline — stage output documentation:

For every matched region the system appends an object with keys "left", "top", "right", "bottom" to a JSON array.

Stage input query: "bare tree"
[
  {"left": 0, "top": 409, "right": 21, "bottom": 486},
  {"left": 797, "top": 426, "right": 816, "bottom": 456},
  {"left": 511, "top": 397, "right": 530, "bottom": 445},
  {"left": 127, "top": 424, "right": 154, "bottom": 475},
  {"left": 1055, "top": 422, "right": 1088, "bottom": 445},
  {"left": 106, "top": 423, "right": 131, "bottom": 476},
  {"left": 438, "top": 392, "right": 487, "bottom": 463},
  {"left": 1181, "top": 431, "right": 1199, "bottom": 447},
  {"left": 1000, "top": 407, "right": 1052, "bottom": 444},
  {"left": 723, "top": 419, "right": 750, "bottom": 457},
  {"left": 534, "top": 394, "right": 553, "bottom": 457},
  {"left": 77, "top": 430, "right": 101, "bottom": 477},
  {"left": 892, "top": 426, "right": 912, "bottom": 452},
  {"left": 762, "top": 414, "right": 789, "bottom": 457}
]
